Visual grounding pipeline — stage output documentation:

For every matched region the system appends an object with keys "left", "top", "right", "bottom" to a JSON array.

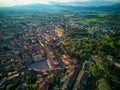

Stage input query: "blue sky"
[{"left": 0, "top": 0, "right": 119, "bottom": 7}]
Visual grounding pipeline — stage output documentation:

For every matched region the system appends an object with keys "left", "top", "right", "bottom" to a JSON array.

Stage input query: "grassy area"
[
  {"left": 64, "top": 14, "right": 73, "bottom": 18},
  {"left": 85, "top": 18, "right": 105, "bottom": 23},
  {"left": 69, "top": 17, "right": 105, "bottom": 24}
]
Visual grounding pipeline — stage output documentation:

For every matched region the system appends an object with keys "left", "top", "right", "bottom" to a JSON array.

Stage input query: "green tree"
[
  {"left": 16, "top": 86, "right": 22, "bottom": 90},
  {"left": 15, "top": 79, "right": 22, "bottom": 87},
  {"left": 97, "top": 78, "right": 111, "bottom": 90},
  {"left": 89, "top": 64, "right": 101, "bottom": 78},
  {"left": 31, "top": 84, "right": 38, "bottom": 90},
  {"left": 6, "top": 84, "right": 15, "bottom": 90}
]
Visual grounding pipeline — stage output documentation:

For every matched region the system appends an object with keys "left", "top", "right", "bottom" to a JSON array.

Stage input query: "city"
[{"left": 0, "top": 0, "right": 120, "bottom": 90}]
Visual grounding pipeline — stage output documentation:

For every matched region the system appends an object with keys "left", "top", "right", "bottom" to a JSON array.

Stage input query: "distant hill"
[
  {"left": 8, "top": 4, "right": 62, "bottom": 10},
  {"left": 0, "top": 3, "right": 120, "bottom": 11},
  {"left": 57, "top": 3, "right": 120, "bottom": 10}
]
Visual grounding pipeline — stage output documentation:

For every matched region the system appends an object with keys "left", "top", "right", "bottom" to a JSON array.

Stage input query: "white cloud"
[
  {"left": 0, "top": 0, "right": 50, "bottom": 7},
  {"left": 0, "top": 0, "right": 119, "bottom": 7},
  {"left": 0, "top": 0, "right": 90, "bottom": 7}
]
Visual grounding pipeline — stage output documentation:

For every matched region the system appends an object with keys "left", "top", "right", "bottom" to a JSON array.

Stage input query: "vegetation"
[
  {"left": 60, "top": 11, "right": 120, "bottom": 90},
  {"left": 6, "top": 84, "right": 15, "bottom": 90},
  {"left": 49, "top": 73, "right": 65, "bottom": 89}
]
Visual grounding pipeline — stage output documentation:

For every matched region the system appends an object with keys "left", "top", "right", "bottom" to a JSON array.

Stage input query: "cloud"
[
  {"left": 0, "top": 0, "right": 50, "bottom": 7},
  {"left": 0, "top": 0, "right": 119, "bottom": 7}
]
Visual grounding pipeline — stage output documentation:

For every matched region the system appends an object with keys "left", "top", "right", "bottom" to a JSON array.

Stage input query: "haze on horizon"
[{"left": 0, "top": 0, "right": 120, "bottom": 7}]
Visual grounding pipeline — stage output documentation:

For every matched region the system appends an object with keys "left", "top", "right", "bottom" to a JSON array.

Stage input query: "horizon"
[{"left": 0, "top": 0, "right": 120, "bottom": 7}]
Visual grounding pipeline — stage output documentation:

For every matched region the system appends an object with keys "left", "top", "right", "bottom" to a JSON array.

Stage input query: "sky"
[{"left": 0, "top": 0, "right": 119, "bottom": 7}]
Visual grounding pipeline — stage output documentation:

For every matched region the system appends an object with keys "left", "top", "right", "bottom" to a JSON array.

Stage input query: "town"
[{"left": 0, "top": 6, "right": 120, "bottom": 90}]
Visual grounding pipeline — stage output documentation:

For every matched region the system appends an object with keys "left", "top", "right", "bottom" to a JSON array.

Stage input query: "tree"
[
  {"left": 89, "top": 64, "right": 101, "bottom": 78},
  {"left": 31, "top": 84, "right": 38, "bottom": 90},
  {"left": 97, "top": 78, "right": 111, "bottom": 90},
  {"left": 6, "top": 84, "right": 15, "bottom": 90},
  {"left": 15, "top": 78, "right": 22, "bottom": 87},
  {"left": 16, "top": 86, "right": 22, "bottom": 90}
]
